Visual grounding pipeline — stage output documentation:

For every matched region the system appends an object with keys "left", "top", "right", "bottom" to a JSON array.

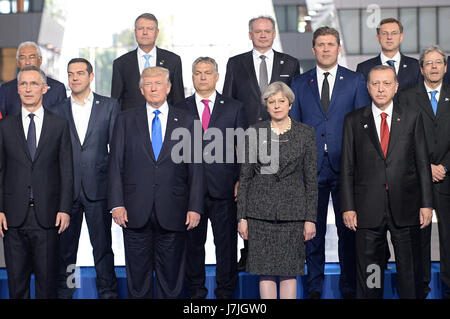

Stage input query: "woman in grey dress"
[{"left": 237, "top": 81, "right": 318, "bottom": 299}]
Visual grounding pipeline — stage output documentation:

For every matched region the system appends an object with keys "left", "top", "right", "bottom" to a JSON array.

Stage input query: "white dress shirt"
[
  {"left": 316, "top": 64, "right": 338, "bottom": 101},
  {"left": 253, "top": 49, "right": 274, "bottom": 86},
  {"left": 22, "top": 105, "right": 44, "bottom": 146},
  {"left": 137, "top": 46, "right": 157, "bottom": 75},
  {"left": 195, "top": 91, "right": 216, "bottom": 121},
  {"left": 71, "top": 90, "right": 94, "bottom": 145},
  {"left": 147, "top": 101, "right": 168, "bottom": 143},
  {"left": 372, "top": 101, "right": 393, "bottom": 142},
  {"left": 380, "top": 51, "right": 401, "bottom": 75},
  {"left": 424, "top": 82, "right": 442, "bottom": 103}
]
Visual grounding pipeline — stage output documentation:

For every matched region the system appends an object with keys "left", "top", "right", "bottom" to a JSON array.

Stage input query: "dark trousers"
[
  {"left": 185, "top": 195, "right": 238, "bottom": 298},
  {"left": 57, "top": 189, "right": 117, "bottom": 299},
  {"left": 422, "top": 188, "right": 450, "bottom": 297},
  {"left": 356, "top": 195, "right": 423, "bottom": 299},
  {"left": 306, "top": 157, "right": 356, "bottom": 296},
  {"left": 123, "top": 208, "right": 186, "bottom": 299},
  {"left": 3, "top": 206, "right": 59, "bottom": 299}
]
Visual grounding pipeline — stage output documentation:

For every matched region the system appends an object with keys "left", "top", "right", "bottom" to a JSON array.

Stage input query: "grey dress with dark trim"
[{"left": 237, "top": 119, "right": 318, "bottom": 276}]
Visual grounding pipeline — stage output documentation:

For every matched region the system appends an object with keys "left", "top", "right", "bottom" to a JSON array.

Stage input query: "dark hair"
[
  {"left": 367, "top": 65, "right": 398, "bottom": 84},
  {"left": 68, "top": 58, "right": 93, "bottom": 74},
  {"left": 376, "top": 18, "right": 403, "bottom": 34},
  {"left": 312, "top": 26, "right": 340, "bottom": 47},
  {"left": 135, "top": 13, "right": 158, "bottom": 29},
  {"left": 192, "top": 56, "right": 218, "bottom": 73}
]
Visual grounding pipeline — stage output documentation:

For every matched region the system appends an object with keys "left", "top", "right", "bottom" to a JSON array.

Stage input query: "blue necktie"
[
  {"left": 152, "top": 110, "right": 162, "bottom": 160},
  {"left": 387, "top": 60, "right": 395, "bottom": 70},
  {"left": 430, "top": 90, "right": 438, "bottom": 115},
  {"left": 144, "top": 54, "right": 151, "bottom": 69}
]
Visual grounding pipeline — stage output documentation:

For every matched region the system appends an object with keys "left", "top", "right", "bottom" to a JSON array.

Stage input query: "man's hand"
[
  {"left": 0, "top": 212, "right": 7, "bottom": 238},
  {"left": 431, "top": 164, "right": 446, "bottom": 182},
  {"left": 186, "top": 211, "right": 200, "bottom": 230},
  {"left": 238, "top": 219, "right": 248, "bottom": 240},
  {"left": 303, "top": 221, "right": 316, "bottom": 242},
  {"left": 343, "top": 210, "right": 357, "bottom": 231},
  {"left": 112, "top": 207, "right": 128, "bottom": 228},
  {"left": 420, "top": 207, "right": 433, "bottom": 229},
  {"left": 234, "top": 181, "right": 239, "bottom": 202},
  {"left": 56, "top": 212, "right": 70, "bottom": 234}
]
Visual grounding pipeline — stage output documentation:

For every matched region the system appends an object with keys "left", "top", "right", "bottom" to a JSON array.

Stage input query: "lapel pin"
[
  {"left": 280, "top": 60, "right": 284, "bottom": 64},
  {"left": 47, "top": 86, "right": 51, "bottom": 90},
  {"left": 159, "top": 60, "right": 165, "bottom": 65},
  {"left": 220, "top": 100, "right": 224, "bottom": 104},
  {"left": 403, "top": 64, "right": 407, "bottom": 68},
  {"left": 445, "top": 98, "right": 449, "bottom": 102},
  {"left": 310, "top": 79, "right": 314, "bottom": 83},
  {"left": 397, "top": 117, "right": 401, "bottom": 122},
  {"left": 363, "top": 124, "right": 368, "bottom": 129},
  {"left": 96, "top": 100, "right": 100, "bottom": 104},
  {"left": 174, "top": 118, "right": 178, "bottom": 121},
  {"left": 339, "top": 76, "right": 344, "bottom": 80}
]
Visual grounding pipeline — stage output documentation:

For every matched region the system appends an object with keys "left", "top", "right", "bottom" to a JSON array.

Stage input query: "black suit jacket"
[
  {"left": 174, "top": 92, "right": 248, "bottom": 199},
  {"left": 356, "top": 54, "right": 421, "bottom": 91},
  {"left": 222, "top": 50, "right": 300, "bottom": 125},
  {"left": 48, "top": 93, "right": 119, "bottom": 202},
  {"left": 444, "top": 57, "right": 450, "bottom": 84},
  {"left": 111, "top": 47, "right": 185, "bottom": 110},
  {"left": 107, "top": 104, "right": 203, "bottom": 231},
  {"left": 340, "top": 103, "right": 433, "bottom": 228},
  {"left": 0, "top": 77, "right": 66, "bottom": 117},
  {"left": 399, "top": 82, "right": 450, "bottom": 195},
  {"left": 0, "top": 109, "right": 73, "bottom": 228}
]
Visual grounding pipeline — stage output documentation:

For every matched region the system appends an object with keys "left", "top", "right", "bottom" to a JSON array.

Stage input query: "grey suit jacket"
[{"left": 237, "top": 119, "right": 318, "bottom": 222}]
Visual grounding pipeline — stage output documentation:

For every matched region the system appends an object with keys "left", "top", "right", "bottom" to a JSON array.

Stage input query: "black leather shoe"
[{"left": 308, "top": 291, "right": 321, "bottom": 299}]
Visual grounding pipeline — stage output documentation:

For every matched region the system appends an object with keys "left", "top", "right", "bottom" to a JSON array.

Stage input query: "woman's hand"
[
  {"left": 303, "top": 221, "right": 316, "bottom": 242},
  {"left": 238, "top": 219, "right": 248, "bottom": 240}
]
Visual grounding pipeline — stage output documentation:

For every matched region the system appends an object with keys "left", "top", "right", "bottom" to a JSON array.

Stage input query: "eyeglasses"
[{"left": 423, "top": 60, "right": 445, "bottom": 67}]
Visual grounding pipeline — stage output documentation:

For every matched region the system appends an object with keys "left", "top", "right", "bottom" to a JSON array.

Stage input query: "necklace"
[{"left": 271, "top": 117, "right": 291, "bottom": 135}]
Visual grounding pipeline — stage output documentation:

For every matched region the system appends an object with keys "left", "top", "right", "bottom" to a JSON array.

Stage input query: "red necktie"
[
  {"left": 201, "top": 99, "right": 211, "bottom": 131},
  {"left": 380, "top": 112, "right": 389, "bottom": 158}
]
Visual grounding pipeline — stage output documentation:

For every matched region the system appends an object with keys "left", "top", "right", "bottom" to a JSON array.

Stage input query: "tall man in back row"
[
  {"left": 289, "top": 26, "right": 370, "bottom": 299},
  {"left": 111, "top": 13, "right": 185, "bottom": 110},
  {"left": 222, "top": 15, "right": 300, "bottom": 270}
]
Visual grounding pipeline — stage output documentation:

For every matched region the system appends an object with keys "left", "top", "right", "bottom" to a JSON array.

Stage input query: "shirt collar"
[
  {"left": 195, "top": 91, "right": 217, "bottom": 105},
  {"left": 424, "top": 82, "right": 442, "bottom": 95},
  {"left": 138, "top": 46, "right": 157, "bottom": 58},
  {"left": 147, "top": 100, "right": 169, "bottom": 115},
  {"left": 253, "top": 48, "right": 274, "bottom": 60},
  {"left": 22, "top": 105, "right": 44, "bottom": 120},
  {"left": 71, "top": 90, "right": 94, "bottom": 106},
  {"left": 317, "top": 64, "right": 338, "bottom": 79},
  {"left": 380, "top": 51, "right": 401, "bottom": 65},
  {"left": 372, "top": 101, "right": 394, "bottom": 118}
]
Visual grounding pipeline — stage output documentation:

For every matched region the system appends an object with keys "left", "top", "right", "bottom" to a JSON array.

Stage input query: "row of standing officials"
[{"left": 0, "top": 13, "right": 449, "bottom": 299}]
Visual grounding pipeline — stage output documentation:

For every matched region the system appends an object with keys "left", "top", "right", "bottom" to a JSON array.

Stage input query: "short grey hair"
[
  {"left": 367, "top": 65, "right": 398, "bottom": 84},
  {"left": 192, "top": 57, "right": 218, "bottom": 73},
  {"left": 17, "top": 65, "right": 47, "bottom": 85},
  {"left": 135, "top": 13, "right": 158, "bottom": 29},
  {"left": 16, "top": 41, "right": 42, "bottom": 60},
  {"left": 261, "top": 81, "right": 295, "bottom": 106},
  {"left": 139, "top": 66, "right": 170, "bottom": 88},
  {"left": 419, "top": 45, "right": 447, "bottom": 67},
  {"left": 249, "top": 16, "right": 275, "bottom": 32}
]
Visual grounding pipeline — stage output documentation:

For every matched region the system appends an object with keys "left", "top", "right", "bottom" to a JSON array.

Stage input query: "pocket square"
[{"left": 280, "top": 74, "right": 290, "bottom": 78}]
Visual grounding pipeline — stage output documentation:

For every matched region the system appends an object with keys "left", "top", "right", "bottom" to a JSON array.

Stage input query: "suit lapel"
[
  {"left": 270, "top": 51, "right": 281, "bottom": 83},
  {"left": 386, "top": 104, "right": 402, "bottom": 158},
  {"left": 15, "top": 114, "right": 32, "bottom": 161},
  {"left": 242, "top": 51, "right": 260, "bottom": 96},
  {"left": 82, "top": 94, "right": 101, "bottom": 145},
  {"left": 158, "top": 106, "right": 178, "bottom": 162},
  {"left": 436, "top": 83, "right": 450, "bottom": 121},
  {"left": 34, "top": 110, "right": 51, "bottom": 161},
  {"left": 397, "top": 54, "right": 410, "bottom": 82},
  {"left": 328, "top": 66, "right": 344, "bottom": 114},
  {"left": 135, "top": 105, "right": 155, "bottom": 162},
  {"left": 415, "top": 83, "right": 436, "bottom": 121},
  {"left": 66, "top": 99, "right": 82, "bottom": 147},
  {"left": 209, "top": 93, "right": 226, "bottom": 129},
  {"left": 307, "top": 68, "right": 324, "bottom": 114},
  {"left": 362, "top": 106, "right": 385, "bottom": 159},
  {"left": 156, "top": 47, "right": 166, "bottom": 68},
  {"left": 185, "top": 95, "right": 200, "bottom": 120}
]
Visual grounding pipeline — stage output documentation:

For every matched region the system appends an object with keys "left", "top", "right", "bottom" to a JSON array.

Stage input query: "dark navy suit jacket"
[
  {"left": 0, "top": 77, "right": 66, "bottom": 117},
  {"left": 107, "top": 104, "right": 203, "bottom": 231},
  {"left": 48, "top": 93, "right": 119, "bottom": 202},
  {"left": 356, "top": 53, "right": 421, "bottom": 91},
  {"left": 289, "top": 65, "right": 371, "bottom": 173},
  {"left": 174, "top": 92, "right": 248, "bottom": 200},
  {"left": 111, "top": 47, "right": 185, "bottom": 110}
]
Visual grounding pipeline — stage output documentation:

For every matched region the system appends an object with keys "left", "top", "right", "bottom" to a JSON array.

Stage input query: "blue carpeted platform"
[{"left": 0, "top": 263, "right": 446, "bottom": 299}]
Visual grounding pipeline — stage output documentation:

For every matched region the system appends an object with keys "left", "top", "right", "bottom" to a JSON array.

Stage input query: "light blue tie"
[
  {"left": 430, "top": 90, "right": 438, "bottom": 115},
  {"left": 144, "top": 54, "right": 151, "bottom": 69},
  {"left": 152, "top": 110, "right": 162, "bottom": 160}
]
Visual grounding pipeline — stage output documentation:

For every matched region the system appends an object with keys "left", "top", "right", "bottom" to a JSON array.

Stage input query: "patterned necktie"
[
  {"left": 152, "top": 110, "right": 162, "bottom": 160},
  {"left": 27, "top": 113, "right": 36, "bottom": 160},
  {"left": 430, "top": 90, "right": 438, "bottom": 115},
  {"left": 387, "top": 60, "right": 396, "bottom": 72},
  {"left": 321, "top": 72, "right": 330, "bottom": 113},
  {"left": 144, "top": 54, "right": 151, "bottom": 70},
  {"left": 201, "top": 99, "right": 211, "bottom": 131},
  {"left": 380, "top": 112, "right": 390, "bottom": 158},
  {"left": 259, "top": 55, "right": 268, "bottom": 94}
]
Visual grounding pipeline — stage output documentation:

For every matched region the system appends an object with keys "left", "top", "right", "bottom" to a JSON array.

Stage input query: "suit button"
[
  {"left": 321, "top": 134, "right": 325, "bottom": 137},
  {"left": 275, "top": 176, "right": 280, "bottom": 182},
  {"left": 325, "top": 118, "right": 328, "bottom": 121},
  {"left": 258, "top": 117, "right": 263, "bottom": 121}
]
